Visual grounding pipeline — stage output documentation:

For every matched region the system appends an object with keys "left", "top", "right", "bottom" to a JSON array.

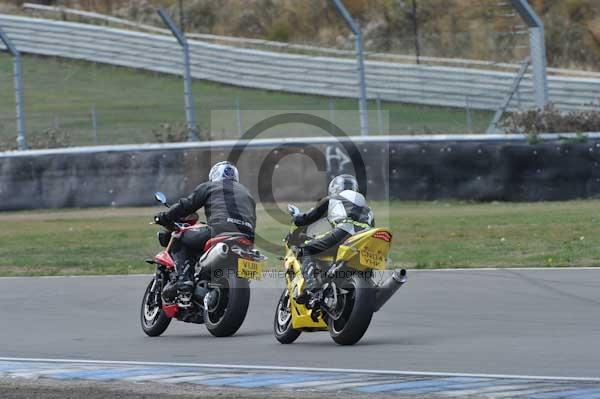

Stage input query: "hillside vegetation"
[{"left": 10, "top": 0, "right": 600, "bottom": 70}]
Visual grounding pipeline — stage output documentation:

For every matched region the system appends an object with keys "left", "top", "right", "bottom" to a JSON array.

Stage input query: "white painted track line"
[{"left": 1, "top": 357, "right": 599, "bottom": 383}]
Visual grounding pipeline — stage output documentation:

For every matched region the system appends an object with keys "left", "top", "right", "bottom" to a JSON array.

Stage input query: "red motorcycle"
[{"left": 141, "top": 192, "right": 266, "bottom": 337}]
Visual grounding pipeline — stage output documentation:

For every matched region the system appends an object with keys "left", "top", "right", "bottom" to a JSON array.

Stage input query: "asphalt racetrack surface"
[{"left": 1, "top": 269, "right": 599, "bottom": 378}]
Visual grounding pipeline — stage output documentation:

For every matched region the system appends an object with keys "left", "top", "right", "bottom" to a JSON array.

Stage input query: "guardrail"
[
  {"left": 0, "top": 14, "right": 598, "bottom": 112},
  {"left": 3, "top": 132, "right": 599, "bottom": 159}
]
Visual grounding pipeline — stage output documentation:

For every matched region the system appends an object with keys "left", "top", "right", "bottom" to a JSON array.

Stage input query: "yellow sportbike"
[{"left": 274, "top": 213, "right": 407, "bottom": 346}]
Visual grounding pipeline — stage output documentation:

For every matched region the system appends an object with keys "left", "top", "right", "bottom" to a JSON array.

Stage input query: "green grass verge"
[
  {"left": 0, "top": 54, "right": 493, "bottom": 147},
  {"left": 0, "top": 200, "right": 598, "bottom": 277}
]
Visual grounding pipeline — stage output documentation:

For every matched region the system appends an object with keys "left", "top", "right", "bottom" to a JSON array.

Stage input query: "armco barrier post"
[
  {"left": 331, "top": 0, "right": 369, "bottom": 136},
  {"left": 376, "top": 93, "right": 383, "bottom": 135},
  {"left": 0, "top": 26, "right": 26, "bottom": 150},
  {"left": 91, "top": 105, "right": 99, "bottom": 145},
  {"left": 235, "top": 97, "right": 243, "bottom": 137},
  {"left": 465, "top": 96, "right": 472, "bottom": 134},
  {"left": 328, "top": 98, "right": 336, "bottom": 129},
  {"left": 158, "top": 7, "right": 199, "bottom": 141},
  {"left": 510, "top": 0, "right": 548, "bottom": 109}
]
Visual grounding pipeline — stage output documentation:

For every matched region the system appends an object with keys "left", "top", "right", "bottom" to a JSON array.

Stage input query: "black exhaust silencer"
[{"left": 374, "top": 269, "right": 407, "bottom": 312}]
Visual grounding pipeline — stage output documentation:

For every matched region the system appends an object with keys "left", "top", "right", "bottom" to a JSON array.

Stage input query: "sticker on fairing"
[{"left": 373, "top": 231, "right": 392, "bottom": 242}]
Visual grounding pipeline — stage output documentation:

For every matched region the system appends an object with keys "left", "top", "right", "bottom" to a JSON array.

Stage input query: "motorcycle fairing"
[
  {"left": 204, "top": 234, "right": 254, "bottom": 253},
  {"left": 336, "top": 228, "right": 392, "bottom": 270},
  {"left": 203, "top": 235, "right": 230, "bottom": 252},
  {"left": 155, "top": 250, "right": 175, "bottom": 269},
  {"left": 290, "top": 298, "right": 328, "bottom": 330},
  {"left": 162, "top": 303, "right": 178, "bottom": 318},
  {"left": 284, "top": 250, "right": 328, "bottom": 329}
]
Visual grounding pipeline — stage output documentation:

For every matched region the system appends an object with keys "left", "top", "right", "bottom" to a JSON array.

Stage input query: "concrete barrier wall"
[{"left": 1, "top": 137, "right": 600, "bottom": 211}]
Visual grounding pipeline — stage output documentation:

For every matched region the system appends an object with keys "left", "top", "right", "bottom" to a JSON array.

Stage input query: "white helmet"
[
  {"left": 328, "top": 174, "right": 358, "bottom": 196},
  {"left": 208, "top": 161, "right": 239, "bottom": 182}
]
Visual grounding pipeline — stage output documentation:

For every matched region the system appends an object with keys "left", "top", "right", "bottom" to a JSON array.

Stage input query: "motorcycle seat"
[{"left": 215, "top": 232, "right": 251, "bottom": 239}]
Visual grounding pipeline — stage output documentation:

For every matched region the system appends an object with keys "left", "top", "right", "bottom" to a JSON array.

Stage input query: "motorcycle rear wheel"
[
  {"left": 204, "top": 268, "right": 250, "bottom": 337},
  {"left": 274, "top": 289, "right": 301, "bottom": 344},
  {"left": 140, "top": 278, "right": 172, "bottom": 337},
  {"left": 328, "top": 275, "right": 374, "bottom": 346}
]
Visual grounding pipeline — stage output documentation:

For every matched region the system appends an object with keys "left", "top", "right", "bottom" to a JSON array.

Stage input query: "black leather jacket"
[{"left": 166, "top": 180, "right": 256, "bottom": 236}]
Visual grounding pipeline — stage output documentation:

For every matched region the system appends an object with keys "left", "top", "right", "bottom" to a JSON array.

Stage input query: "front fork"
[{"left": 148, "top": 267, "right": 167, "bottom": 307}]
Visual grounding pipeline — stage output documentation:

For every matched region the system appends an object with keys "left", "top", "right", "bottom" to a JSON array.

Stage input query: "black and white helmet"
[
  {"left": 208, "top": 161, "right": 239, "bottom": 182},
  {"left": 328, "top": 174, "right": 359, "bottom": 196}
]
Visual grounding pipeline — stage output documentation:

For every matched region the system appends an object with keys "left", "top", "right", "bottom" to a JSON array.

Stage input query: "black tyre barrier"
[{"left": 1, "top": 139, "right": 600, "bottom": 210}]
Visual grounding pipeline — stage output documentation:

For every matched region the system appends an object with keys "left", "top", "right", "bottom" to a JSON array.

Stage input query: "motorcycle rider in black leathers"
[
  {"left": 154, "top": 161, "right": 256, "bottom": 296},
  {"left": 290, "top": 174, "right": 374, "bottom": 303}
]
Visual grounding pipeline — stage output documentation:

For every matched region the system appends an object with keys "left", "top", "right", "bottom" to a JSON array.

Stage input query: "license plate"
[
  {"left": 237, "top": 258, "right": 264, "bottom": 280},
  {"left": 359, "top": 248, "right": 386, "bottom": 269}
]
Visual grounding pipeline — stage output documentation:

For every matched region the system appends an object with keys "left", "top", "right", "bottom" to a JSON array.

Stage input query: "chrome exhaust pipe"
[
  {"left": 374, "top": 269, "right": 407, "bottom": 312},
  {"left": 199, "top": 242, "right": 229, "bottom": 270}
]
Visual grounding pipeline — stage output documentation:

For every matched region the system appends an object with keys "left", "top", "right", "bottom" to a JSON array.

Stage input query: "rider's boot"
[
  {"left": 162, "top": 276, "right": 178, "bottom": 303},
  {"left": 176, "top": 260, "right": 195, "bottom": 294},
  {"left": 296, "top": 256, "right": 321, "bottom": 306},
  {"left": 163, "top": 260, "right": 194, "bottom": 301}
]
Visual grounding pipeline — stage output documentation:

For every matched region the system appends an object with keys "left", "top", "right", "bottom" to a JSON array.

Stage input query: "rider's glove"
[
  {"left": 154, "top": 212, "right": 171, "bottom": 227},
  {"left": 288, "top": 204, "right": 300, "bottom": 217},
  {"left": 291, "top": 245, "right": 303, "bottom": 257},
  {"left": 287, "top": 204, "right": 301, "bottom": 225}
]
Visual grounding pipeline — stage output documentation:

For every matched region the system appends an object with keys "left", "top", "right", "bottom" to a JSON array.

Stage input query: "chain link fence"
[{"left": 0, "top": 50, "right": 494, "bottom": 150}]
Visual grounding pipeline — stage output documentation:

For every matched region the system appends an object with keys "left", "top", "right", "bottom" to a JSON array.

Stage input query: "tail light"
[{"left": 236, "top": 237, "right": 253, "bottom": 247}]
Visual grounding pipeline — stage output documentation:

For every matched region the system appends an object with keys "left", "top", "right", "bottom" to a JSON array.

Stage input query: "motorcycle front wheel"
[
  {"left": 274, "top": 289, "right": 301, "bottom": 344},
  {"left": 204, "top": 268, "right": 250, "bottom": 337},
  {"left": 140, "top": 278, "right": 171, "bottom": 337},
  {"left": 328, "top": 275, "right": 375, "bottom": 345}
]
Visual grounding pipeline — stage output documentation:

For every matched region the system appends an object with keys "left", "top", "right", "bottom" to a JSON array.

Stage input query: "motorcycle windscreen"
[{"left": 336, "top": 228, "right": 392, "bottom": 271}]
